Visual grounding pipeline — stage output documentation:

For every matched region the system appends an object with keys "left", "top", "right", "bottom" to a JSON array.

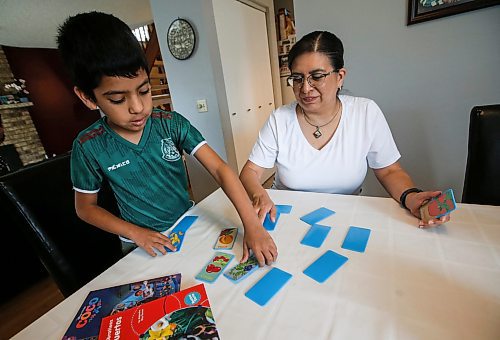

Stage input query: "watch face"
[{"left": 167, "top": 19, "right": 196, "bottom": 60}]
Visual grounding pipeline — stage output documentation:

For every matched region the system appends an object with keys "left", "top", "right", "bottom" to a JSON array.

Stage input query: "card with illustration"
[
  {"left": 213, "top": 227, "right": 238, "bottom": 250},
  {"left": 165, "top": 215, "right": 198, "bottom": 253},
  {"left": 195, "top": 251, "right": 235, "bottom": 283},
  {"left": 224, "top": 255, "right": 260, "bottom": 283},
  {"left": 420, "top": 189, "right": 457, "bottom": 223}
]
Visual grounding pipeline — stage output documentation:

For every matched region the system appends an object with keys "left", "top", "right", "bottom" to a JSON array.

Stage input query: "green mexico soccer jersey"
[{"left": 71, "top": 109, "right": 206, "bottom": 232}]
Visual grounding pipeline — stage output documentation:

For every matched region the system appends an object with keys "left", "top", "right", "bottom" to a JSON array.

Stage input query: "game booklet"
[
  {"left": 62, "top": 273, "right": 181, "bottom": 340},
  {"left": 98, "top": 283, "right": 219, "bottom": 340}
]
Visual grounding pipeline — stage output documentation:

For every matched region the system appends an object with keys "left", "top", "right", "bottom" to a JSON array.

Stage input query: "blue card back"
[
  {"left": 300, "top": 224, "right": 331, "bottom": 248},
  {"left": 341, "top": 226, "right": 371, "bottom": 253},
  {"left": 245, "top": 267, "right": 292, "bottom": 306},
  {"left": 275, "top": 204, "right": 293, "bottom": 214},
  {"left": 300, "top": 207, "right": 335, "bottom": 225},
  {"left": 263, "top": 212, "right": 281, "bottom": 231},
  {"left": 303, "top": 250, "right": 348, "bottom": 283},
  {"left": 174, "top": 215, "right": 198, "bottom": 232}
]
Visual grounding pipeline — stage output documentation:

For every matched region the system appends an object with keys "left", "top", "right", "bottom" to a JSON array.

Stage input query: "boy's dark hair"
[
  {"left": 288, "top": 31, "right": 344, "bottom": 71},
  {"left": 57, "top": 11, "right": 148, "bottom": 101}
]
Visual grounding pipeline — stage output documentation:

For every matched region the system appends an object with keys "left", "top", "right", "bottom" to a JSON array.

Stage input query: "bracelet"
[{"left": 400, "top": 187, "right": 423, "bottom": 210}]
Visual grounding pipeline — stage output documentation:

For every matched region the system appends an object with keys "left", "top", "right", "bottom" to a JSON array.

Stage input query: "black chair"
[
  {"left": 0, "top": 144, "right": 23, "bottom": 175},
  {"left": 462, "top": 104, "right": 500, "bottom": 205},
  {"left": 0, "top": 188, "right": 49, "bottom": 303},
  {"left": 0, "top": 152, "right": 123, "bottom": 297}
]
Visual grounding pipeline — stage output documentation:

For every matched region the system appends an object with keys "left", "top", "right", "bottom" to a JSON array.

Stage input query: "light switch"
[{"left": 196, "top": 99, "right": 208, "bottom": 112}]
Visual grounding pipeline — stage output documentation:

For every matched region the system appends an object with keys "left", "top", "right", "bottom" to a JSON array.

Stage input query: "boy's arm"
[
  {"left": 193, "top": 144, "right": 277, "bottom": 266},
  {"left": 239, "top": 160, "right": 277, "bottom": 223},
  {"left": 74, "top": 191, "right": 175, "bottom": 256}
]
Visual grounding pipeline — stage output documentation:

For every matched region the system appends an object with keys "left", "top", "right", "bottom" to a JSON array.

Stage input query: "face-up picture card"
[
  {"left": 420, "top": 188, "right": 457, "bottom": 223},
  {"left": 303, "top": 250, "right": 348, "bottom": 283},
  {"left": 213, "top": 227, "right": 238, "bottom": 250},
  {"left": 300, "top": 207, "right": 335, "bottom": 225},
  {"left": 224, "top": 255, "right": 260, "bottom": 283},
  {"left": 195, "top": 251, "right": 234, "bottom": 283},
  {"left": 245, "top": 267, "right": 293, "bottom": 306},
  {"left": 165, "top": 215, "right": 198, "bottom": 253},
  {"left": 300, "top": 224, "right": 331, "bottom": 248},
  {"left": 341, "top": 226, "right": 371, "bottom": 253},
  {"left": 263, "top": 212, "right": 281, "bottom": 231}
]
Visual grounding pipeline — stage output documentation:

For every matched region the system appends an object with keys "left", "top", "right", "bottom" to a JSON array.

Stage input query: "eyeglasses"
[{"left": 286, "top": 70, "right": 338, "bottom": 88}]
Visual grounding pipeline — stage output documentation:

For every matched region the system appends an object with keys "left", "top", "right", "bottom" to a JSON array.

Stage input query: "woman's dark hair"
[
  {"left": 57, "top": 11, "right": 148, "bottom": 101},
  {"left": 288, "top": 31, "right": 344, "bottom": 71}
]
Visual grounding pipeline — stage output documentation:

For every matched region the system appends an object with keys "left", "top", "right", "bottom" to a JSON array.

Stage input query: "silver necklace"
[{"left": 300, "top": 102, "right": 341, "bottom": 139}]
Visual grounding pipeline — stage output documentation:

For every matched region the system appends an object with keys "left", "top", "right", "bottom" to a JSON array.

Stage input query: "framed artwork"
[{"left": 407, "top": 0, "right": 500, "bottom": 25}]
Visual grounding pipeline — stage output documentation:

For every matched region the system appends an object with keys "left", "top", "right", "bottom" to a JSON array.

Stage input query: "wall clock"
[{"left": 167, "top": 18, "right": 196, "bottom": 60}]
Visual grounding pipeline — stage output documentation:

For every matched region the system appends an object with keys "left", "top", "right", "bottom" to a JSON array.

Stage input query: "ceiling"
[{"left": 0, "top": 0, "right": 153, "bottom": 48}]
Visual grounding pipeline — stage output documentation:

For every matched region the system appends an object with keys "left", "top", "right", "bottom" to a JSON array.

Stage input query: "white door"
[{"left": 213, "top": 0, "right": 275, "bottom": 178}]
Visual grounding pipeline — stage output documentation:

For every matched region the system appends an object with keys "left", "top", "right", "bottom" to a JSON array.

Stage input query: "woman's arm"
[
  {"left": 194, "top": 144, "right": 277, "bottom": 266},
  {"left": 373, "top": 161, "right": 450, "bottom": 227}
]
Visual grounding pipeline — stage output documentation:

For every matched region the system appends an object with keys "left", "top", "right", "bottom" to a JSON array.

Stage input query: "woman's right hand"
[{"left": 251, "top": 192, "right": 277, "bottom": 224}]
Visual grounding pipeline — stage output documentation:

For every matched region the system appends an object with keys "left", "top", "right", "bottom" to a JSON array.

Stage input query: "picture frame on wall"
[{"left": 407, "top": 0, "right": 500, "bottom": 25}]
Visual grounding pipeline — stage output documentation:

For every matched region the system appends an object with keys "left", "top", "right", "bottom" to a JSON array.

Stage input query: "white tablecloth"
[{"left": 13, "top": 189, "right": 500, "bottom": 339}]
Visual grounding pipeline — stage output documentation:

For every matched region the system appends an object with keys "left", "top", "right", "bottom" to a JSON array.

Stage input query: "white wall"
[
  {"left": 150, "top": 0, "right": 280, "bottom": 202},
  {"left": 295, "top": 0, "right": 500, "bottom": 200},
  {"left": 150, "top": 0, "right": 224, "bottom": 202}
]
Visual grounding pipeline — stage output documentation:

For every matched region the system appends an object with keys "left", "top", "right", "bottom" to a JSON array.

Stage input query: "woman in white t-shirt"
[{"left": 240, "top": 31, "right": 450, "bottom": 228}]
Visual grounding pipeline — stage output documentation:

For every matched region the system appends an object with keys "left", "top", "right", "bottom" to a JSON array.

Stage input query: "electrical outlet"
[{"left": 196, "top": 99, "right": 208, "bottom": 112}]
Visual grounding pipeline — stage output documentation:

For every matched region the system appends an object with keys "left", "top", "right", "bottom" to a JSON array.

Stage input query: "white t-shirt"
[{"left": 248, "top": 95, "right": 401, "bottom": 194}]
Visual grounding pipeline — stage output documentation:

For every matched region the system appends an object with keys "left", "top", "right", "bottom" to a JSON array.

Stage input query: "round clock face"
[{"left": 167, "top": 18, "right": 196, "bottom": 60}]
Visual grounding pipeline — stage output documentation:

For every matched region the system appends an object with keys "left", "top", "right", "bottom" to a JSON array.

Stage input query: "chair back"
[
  {"left": 462, "top": 104, "right": 500, "bottom": 205},
  {"left": 0, "top": 152, "right": 123, "bottom": 297}
]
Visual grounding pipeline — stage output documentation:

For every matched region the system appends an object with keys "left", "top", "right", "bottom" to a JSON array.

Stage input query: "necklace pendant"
[{"left": 313, "top": 128, "right": 322, "bottom": 139}]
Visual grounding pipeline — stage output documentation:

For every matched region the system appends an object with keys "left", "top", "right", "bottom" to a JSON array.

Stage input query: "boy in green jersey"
[{"left": 57, "top": 11, "right": 276, "bottom": 266}]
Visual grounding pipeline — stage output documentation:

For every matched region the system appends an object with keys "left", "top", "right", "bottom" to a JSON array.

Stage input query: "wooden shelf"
[{"left": 0, "top": 102, "right": 33, "bottom": 110}]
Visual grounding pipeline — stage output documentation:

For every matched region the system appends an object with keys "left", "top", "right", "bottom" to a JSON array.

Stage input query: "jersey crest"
[{"left": 161, "top": 138, "right": 181, "bottom": 161}]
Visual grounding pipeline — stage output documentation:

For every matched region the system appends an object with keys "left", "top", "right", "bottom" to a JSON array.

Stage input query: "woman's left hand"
[{"left": 405, "top": 191, "right": 451, "bottom": 228}]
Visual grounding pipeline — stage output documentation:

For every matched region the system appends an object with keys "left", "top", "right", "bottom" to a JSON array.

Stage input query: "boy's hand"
[
  {"left": 252, "top": 192, "right": 277, "bottom": 224},
  {"left": 131, "top": 228, "right": 176, "bottom": 257},
  {"left": 405, "top": 191, "right": 451, "bottom": 228},
  {"left": 242, "top": 226, "right": 278, "bottom": 267}
]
